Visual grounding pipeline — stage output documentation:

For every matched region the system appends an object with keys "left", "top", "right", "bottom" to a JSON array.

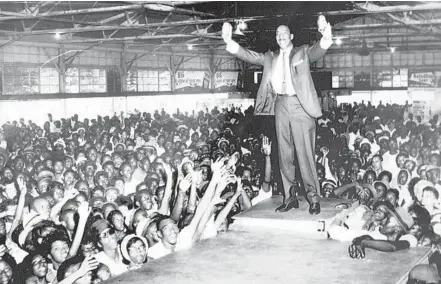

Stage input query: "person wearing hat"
[
  {"left": 348, "top": 206, "right": 418, "bottom": 259},
  {"left": 120, "top": 234, "right": 148, "bottom": 270},
  {"left": 91, "top": 219, "right": 128, "bottom": 277}
]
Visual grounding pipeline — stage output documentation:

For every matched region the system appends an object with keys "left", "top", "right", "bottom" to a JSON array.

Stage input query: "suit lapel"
[{"left": 272, "top": 49, "right": 280, "bottom": 71}]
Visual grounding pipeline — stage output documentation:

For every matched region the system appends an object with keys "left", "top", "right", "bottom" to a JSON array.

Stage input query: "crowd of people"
[{"left": 0, "top": 99, "right": 441, "bottom": 283}]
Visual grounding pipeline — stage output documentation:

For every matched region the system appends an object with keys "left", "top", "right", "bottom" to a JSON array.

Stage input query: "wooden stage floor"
[{"left": 106, "top": 197, "right": 430, "bottom": 284}]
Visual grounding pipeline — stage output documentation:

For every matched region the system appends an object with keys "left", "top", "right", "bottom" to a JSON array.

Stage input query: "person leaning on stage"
[{"left": 222, "top": 16, "right": 333, "bottom": 214}]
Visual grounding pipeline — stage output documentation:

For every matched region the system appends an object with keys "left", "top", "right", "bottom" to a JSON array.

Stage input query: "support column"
[{"left": 58, "top": 44, "right": 66, "bottom": 94}]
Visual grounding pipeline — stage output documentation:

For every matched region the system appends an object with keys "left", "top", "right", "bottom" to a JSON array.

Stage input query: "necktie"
[{"left": 281, "top": 51, "right": 288, "bottom": 94}]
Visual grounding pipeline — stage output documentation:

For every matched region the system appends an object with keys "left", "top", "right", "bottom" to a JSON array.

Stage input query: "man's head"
[
  {"left": 276, "top": 25, "right": 293, "bottom": 50},
  {"left": 157, "top": 216, "right": 179, "bottom": 246},
  {"left": 426, "top": 166, "right": 440, "bottom": 184}
]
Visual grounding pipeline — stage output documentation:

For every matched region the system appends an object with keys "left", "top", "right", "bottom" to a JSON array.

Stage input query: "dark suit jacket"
[{"left": 233, "top": 42, "right": 328, "bottom": 118}]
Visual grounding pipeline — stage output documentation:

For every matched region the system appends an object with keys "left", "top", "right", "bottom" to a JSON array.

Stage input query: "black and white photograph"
[{"left": 0, "top": 1, "right": 441, "bottom": 283}]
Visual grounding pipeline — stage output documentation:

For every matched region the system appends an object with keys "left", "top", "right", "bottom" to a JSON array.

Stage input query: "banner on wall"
[
  {"left": 409, "top": 70, "right": 441, "bottom": 87},
  {"left": 175, "top": 71, "right": 211, "bottom": 92},
  {"left": 214, "top": 71, "right": 239, "bottom": 91},
  {"left": 408, "top": 87, "right": 437, "bottom": 122}
]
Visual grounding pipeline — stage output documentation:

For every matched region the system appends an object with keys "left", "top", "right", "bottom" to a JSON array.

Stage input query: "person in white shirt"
[
  {"left": 147, "top": 217, "right": 191, "bottom": 259},
  {"left": 381, "top": 138, "right": 399, "bottom": 175}
]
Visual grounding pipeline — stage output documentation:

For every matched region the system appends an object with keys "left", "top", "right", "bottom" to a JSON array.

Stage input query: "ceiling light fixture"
[
  {"left": 390, "top": 47, "right": 396, "bottom": 53},
  {"left": 234, "top": 20, "right": 247, "bottom": 36},
  {"left": 54, "top": 32, "right": 61, "bottom": 39},
  {"left": 335, "top": 37, "right": 342, "bottom": 45}
]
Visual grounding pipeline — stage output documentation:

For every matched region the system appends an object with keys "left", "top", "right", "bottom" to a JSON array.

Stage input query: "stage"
[{"left": 106, "top": 197, "right": 430, "bottom": 284}]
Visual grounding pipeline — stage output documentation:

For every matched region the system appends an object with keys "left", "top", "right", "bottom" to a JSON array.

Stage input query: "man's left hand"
[
  {"left": 348, "top": 243, "right": 365, "bottom": 259},
  {"left": 318, "top": 16, "right": 332, "bottom": 40}
]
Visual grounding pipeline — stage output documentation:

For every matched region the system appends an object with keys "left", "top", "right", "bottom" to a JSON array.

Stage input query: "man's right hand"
[{"left": 222, "top": 22, "right": 233, "bottom": 44}]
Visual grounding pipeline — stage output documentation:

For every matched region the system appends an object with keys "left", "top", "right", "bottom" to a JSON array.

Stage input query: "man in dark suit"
[{"left": 222, "top": 17, "right": 333, "bottom": 214}]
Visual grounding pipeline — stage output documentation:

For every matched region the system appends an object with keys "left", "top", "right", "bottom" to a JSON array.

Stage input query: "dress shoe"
[
  {"left": 309, "top": 202, "right": 321, "bottom": 215},
  {"left": 275, "top": 198, "right": 299, "bottom": 212}
]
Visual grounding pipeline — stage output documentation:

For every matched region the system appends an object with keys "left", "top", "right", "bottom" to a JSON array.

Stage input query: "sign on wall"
[
  {"left": 214, "top": 71, "right": 239, "bottom": 91},
  {"left": 409, "top": 70, "right": 441, "bottom": 87},
  {"left": 175, "top": 71, "right": 211, "bottom": 92}
]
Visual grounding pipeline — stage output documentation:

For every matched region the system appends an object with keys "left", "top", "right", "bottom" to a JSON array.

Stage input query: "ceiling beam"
[
  {"left": 305, "top": 19, "right": 441, "bottom": 31},
  {"left": 64, "top": 33, "right": 221, "bottom": 44},
  {"left": 0, "top": 15, "right": 279, "bottom": 37},
  {"left": 321, "top": 2, "right": 441, "bottom": 16},
  {"left": 0, "top": 3, "right": 215, "bottom": 21},
  {"left": 333, "top": 31, "right": 441, "bottom": 39},
  {"left": 353, "top": 2, "right": 441, "bottom": 41}
]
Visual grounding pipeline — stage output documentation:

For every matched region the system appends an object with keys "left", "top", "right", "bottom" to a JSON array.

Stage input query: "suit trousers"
[{"left": 274, "top": 95, "right": 320, "bottom": 204}]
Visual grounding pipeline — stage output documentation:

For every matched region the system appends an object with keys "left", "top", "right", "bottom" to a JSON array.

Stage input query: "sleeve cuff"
[
  {"left": 226, "top": 41, "right": 240, "bottom": 54},
  {"left": 320, "top": 38, "right": 333, "bottom": 49}
]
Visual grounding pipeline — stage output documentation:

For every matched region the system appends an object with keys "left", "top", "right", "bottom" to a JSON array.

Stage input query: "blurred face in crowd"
[
  {"left": 398, "top": 170, "right": 409, "bottom": 186},
  {"left": 137, "top": 191, "right": 155, "bottom": 211},
  {"left": 419, "top": 169, "right": 427, "bottom": 181},
  {"left": 396, "top": 155, "right": 406, "bottom": 169},
  {"left": 0, "top": 260, "right": 13, "bottom": 284},
  {"left": 374, "top": 204, "right": 389, "bottom": 222},
  {"left": 405, "top": 160, "right": 416, "bottom": 173},
  {"left": 371, "top": 156, "right": 382, "bottom": 171},
  {"left": 121, "top": 164, "right": 132, "bottom": 180},
  {"left": 81, "top": 242, "right": 98, "bottom": 258},
  {"left": 50, "top": 240, "right": 69, "bottom": 264},
  {"left": 54, "top": 161, "right": 64, "bottom": 175},
  {"left": 103, "top": 163, "right": 115, "bottom": 179},
  {"left": 323, "top": 183, "right": 335, "bottom": 198},
  {"left": 99, "top": 228, "right": 118, "bottom": 251},
  {"left": 337, "top": 167, "right": 347, "bottom": 182},
  {"left": 158, "top": 218, "right": 179, "bottom": 246},
  {"left": 127, "top": 239, "right": 147, "bottom": 265},
  {"left": 111, "top": 212, "right": 125, "bottom": 232},
  {"left": 65, "top": 157, "right": 73, "bottom": 169},
  {"left": 357, "top": 187, "right": 372, "bottom": 205},
  {"left": 427, "top": 169, "right": 440, "bottom": 184},
  {"left": 64, "top": 172, "right": 76, "bottom": 186},
  {"left": 422, "top": 189, "right": 437, "bottom": 209},
  {"left": 429, "top": 155, "right": 440, "bottom": 167}
]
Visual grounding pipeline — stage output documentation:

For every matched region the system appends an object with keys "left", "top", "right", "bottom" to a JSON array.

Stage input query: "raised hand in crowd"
[{"left": 261, "top": 136, "right": 272, "bottom": 156}]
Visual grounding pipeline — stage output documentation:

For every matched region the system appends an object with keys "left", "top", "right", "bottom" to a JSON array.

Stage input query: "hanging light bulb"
[
  {"left": 234, "top": 20, "right": 247, "bottom": 36},
  {"left": 54, "top": 32, "right": 61, "bottom": 40},
  {"left": 335, "top": 37, "right": 342, "bottom": 45}
]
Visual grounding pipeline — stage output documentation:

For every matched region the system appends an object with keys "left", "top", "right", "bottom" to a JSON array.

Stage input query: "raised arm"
[
  {"left": 187, "top": 171, "right": 199, "bottom": 214},
  {"left": 158, "top": 162, "right": 174, "bottom": 215},
  {"left": 68, "top": 202, "right": 90, "bottom": 258},
  {"left": 185, "top": 158, "right": 227, "bottom": 236},
  {"left": 214, "top": 179, "right": 242, "bottom": 230},
  {"left": 222, "top": 22, "right": 266, "bottom": 66},
  {"left": 333, "top": 182, "right": 357, "bottom": 197},
  {"left": 171, "top": 174, "right": 192, "bottom": 222},
  {"left": 306, "top": 16, "right": 333, "bottom": 63},
  {"left": 261, "top": 136, "right": 272, "bottom": 193},
  {"left": 51, "top": 190, "right": 79, "bottom": 223},
  {"left": 7, "top": 178, "right": 27, "bottom": 239}
]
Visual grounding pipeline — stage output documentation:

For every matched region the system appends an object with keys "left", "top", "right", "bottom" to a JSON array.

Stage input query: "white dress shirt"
[{"left": 271, "top": 45, "right": 296, "bottom": 95}]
